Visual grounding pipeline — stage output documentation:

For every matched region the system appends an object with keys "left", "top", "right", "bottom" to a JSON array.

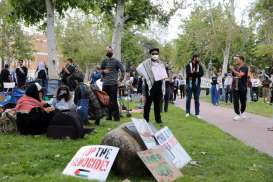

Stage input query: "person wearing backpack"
[
  {"left": 73, "top": 73, "right": 105, "bottom": 125},
  {"left": 60, "top": 58, "right": 77, "bottom": 90}
]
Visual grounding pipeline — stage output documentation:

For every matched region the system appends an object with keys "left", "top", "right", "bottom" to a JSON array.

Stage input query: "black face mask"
[{"left": 106, "top": 52, "right": 113, "bottom": 58}]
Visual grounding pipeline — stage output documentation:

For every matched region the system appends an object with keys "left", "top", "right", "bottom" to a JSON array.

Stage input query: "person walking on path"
[
  {"left": 185, "top": 54, "right": 204, "bottom": 118},
  {"left": 137, "top": 48, "right": 167, "bottom": 123},
  {"left": 210, "top": 75, "right": 219, "bottom": 106},
  {"left": 179, "top": 76, "right": 186, "bottom": 99},
  {"left": 15, "top": 60, "right": 28, "bottom": 88},
  {"left": 100, "top": 46, "right": 125, "bottom": 121},
  {"left": 230, "top": 55, "right": 249, "bottom": 121}
]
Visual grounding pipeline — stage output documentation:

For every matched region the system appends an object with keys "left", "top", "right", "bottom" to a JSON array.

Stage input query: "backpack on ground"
[
  {"left": 0, "top": 109, "right": 17, "bottom": 133},
  {"left": 47, "top": 110, "right": 84, "bottom": 139}
]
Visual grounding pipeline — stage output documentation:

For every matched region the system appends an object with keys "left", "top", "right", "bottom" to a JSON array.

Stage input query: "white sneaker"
[
  {"left": 241, "top": 113, "right": 247, "bottom": 120},
  {"left": 186, "top": 113, "right": 190, "bottom": 117},
  {"left": 196, "top": 115, "right": 201, "bottom": 119},
  {"left": 233, "top": 115, "right": 241, "bottom": 121}
]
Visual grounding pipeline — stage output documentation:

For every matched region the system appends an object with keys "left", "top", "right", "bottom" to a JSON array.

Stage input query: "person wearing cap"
[
  {"left": 230, "top": 54, "right": 249, "bottom": 121},
  {"left": 137, "top": 48, "right": 167, "bottom": 124},
  {"left": 100, "top": 47, "right": 125, "bottom": 121},
  {"left": 15, "top": 83, "right": 55, "bottom": 135},
  {"left": 185, "top": 54, "right": 204, "bottom": 118}
]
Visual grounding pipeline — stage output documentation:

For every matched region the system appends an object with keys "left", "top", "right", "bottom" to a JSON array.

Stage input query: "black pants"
[
  {"left": 225, "top": 87, "right": 232, "bottom": 103},
  {"left": 102, "top": 84, "right": 119, "bottom": 120},
  {"left": 164, "top": 86, "right": 170, "bottom": 112},
  {"left": 144, "top": 81, "right": 162, "bottom": 123},
  {"left": 233, "top": 89, "right": 247, "bottom": 115},
  {"left": 173, "top": 87, "right": 178, "bottom": 101},
  {"left": 180, "top": 85, "right": 185, "bottom": 98},
  {"left": 251, "top": 87, "right": 259, "bottom": 101}
]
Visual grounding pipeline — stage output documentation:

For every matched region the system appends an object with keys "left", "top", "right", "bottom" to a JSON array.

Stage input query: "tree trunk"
[
  {"left": 222, "top": 43, "right": 230, "bottom": 75},
  {"left": 222, "top": 0, "right": 235, "bottom": 76},
  {"left": 45, "top": 0, "right": 58, "bottom": 79},
  {"left": 111, "top": 0, "right": 125, "bottom": 61}
]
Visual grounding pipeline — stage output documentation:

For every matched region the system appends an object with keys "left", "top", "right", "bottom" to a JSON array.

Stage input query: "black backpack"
[{"left": 47, "top": 110, "right": 84, "bottom": 139}]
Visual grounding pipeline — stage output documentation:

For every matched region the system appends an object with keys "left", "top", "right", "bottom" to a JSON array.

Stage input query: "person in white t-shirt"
[
  {"left": 251, "top": 76, "right": 261, "bottom": 102},
  {"left": 224, "top": 73, "right": 233, "bottom": 103}
]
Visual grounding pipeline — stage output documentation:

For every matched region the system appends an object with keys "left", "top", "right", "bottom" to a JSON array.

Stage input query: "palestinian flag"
[{"left": 74, "top": 169, "right": 90, "bottom": 178}]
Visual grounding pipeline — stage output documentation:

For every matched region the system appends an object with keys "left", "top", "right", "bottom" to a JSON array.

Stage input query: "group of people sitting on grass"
[{"left": 15, "top": 74, "right": 105, "bottom": 136}]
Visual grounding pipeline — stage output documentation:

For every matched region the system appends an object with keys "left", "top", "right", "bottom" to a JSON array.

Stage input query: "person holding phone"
[
  {"left": 230, "top": 55, "right": 249, "bottom": 121},
  {"left": 185, "top": 54, "right": 204, "bottom": 118}
]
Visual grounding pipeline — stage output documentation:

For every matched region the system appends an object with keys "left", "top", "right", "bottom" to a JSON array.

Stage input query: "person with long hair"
[
  {"left": 52, "top": 85, "right": 76, "bottom": 111},
  {"left": 185, "top": 54, "right": 204, "bottom": 118},
  {"left": 15, "top": 83, "right": 55, "bottom": 135}
]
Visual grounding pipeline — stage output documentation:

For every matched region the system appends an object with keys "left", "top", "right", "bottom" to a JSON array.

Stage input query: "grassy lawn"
[
  {"left": 0, "top": 105, "right": 273, "bottom": 182},
  {"left": 201, "top": 95, "right": 273, "bottom": 118}
]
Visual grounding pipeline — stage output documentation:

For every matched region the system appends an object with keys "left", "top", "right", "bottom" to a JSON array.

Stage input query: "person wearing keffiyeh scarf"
[{"left": 137, "top": 48, "right": 167, "bottom": 124}]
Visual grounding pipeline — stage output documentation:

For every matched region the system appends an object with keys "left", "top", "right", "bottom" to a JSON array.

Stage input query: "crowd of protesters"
[{"left": 0, "top": 46, "right": 272, "bottom": 137}]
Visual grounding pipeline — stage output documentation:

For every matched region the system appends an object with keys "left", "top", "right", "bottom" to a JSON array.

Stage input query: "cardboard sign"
[
  {"left": 137, "top": 148, "right": 182, "bottom": 182},
  {"left": 151, "top": 63, "right": 168, "bottom": 81},
  {"left": 132, "top": 118, "right": 157, "bottom": 149},
  {"left": 155, "top": 127, "right": 191, "bottom": 169},
  {"left": 63, "top": 145, "right": 119, "bottom": 181}
]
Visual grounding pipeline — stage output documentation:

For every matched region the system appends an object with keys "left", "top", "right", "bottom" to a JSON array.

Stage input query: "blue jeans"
[
  {"left": 186, "top": 85, "right": 201, "bottom": 115},
  {"left": 211, "top": 85, "right": 218, "bottom": 105}
]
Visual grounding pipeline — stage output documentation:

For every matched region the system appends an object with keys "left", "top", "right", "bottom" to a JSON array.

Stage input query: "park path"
[{"left": 175, "top": 99, "right": 273, "bottom": 158}]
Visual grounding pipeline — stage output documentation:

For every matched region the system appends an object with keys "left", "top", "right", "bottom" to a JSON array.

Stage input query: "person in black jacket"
[
  {"left": 15, "top": 83, "right": 55, "bottom": 135},
  {"left": 0, "top": 64, "right": 11, "bottom": 91},
  {"left": 185, "top": 54, "right": 204, "bottom": 118},
  {"left": 15, "top": 60, "right": 28, "bottom": 88}
]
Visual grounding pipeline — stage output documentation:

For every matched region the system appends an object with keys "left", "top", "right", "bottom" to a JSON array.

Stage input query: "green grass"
[
  {"left": 0, "top": 106, "right": 273, "bottom": 182},
  {"left": 201, "top": 95, "right": 273, "bottom": 118}
]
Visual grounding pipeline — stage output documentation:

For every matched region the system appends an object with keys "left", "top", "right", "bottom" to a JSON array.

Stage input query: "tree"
[
  {"left": 96, "top": 0, "right": 186, "bottom": 61},
  {"left": 251, "top": 0, "right": 273, "bottom": 68},
  {"left": 9, "top": 0, "right": 93, "bottom": 78},
  {"left": 55, "top": 14, "right": 109, "bottom": 70},
  {"left": 0, "top": 0, "right": 33, "bottom": 68}
]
